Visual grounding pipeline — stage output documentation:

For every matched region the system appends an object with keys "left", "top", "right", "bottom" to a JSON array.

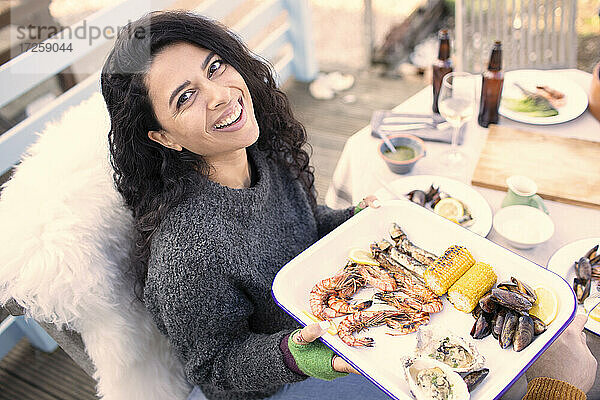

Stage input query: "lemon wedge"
[
  {"left": 348, "top": 248, "right": 380, "bottom": 266},
  {"left": 584, "top": 296, "right": 600, "bottom": 323},
  {"left": 529, "top": 286, "right": 559, "bottom": 325},
  {"left": 302, "top": 311, "right": 338, "bottom": 335},
  {"left": 434, "top": 197, "right": 465, "bottom": 221}
]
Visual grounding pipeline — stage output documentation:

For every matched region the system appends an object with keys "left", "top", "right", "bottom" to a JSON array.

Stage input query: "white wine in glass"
[
  {"left": 438, "top": 72, "right": 476, "bottom": 166},
  {"left": 438, "top": 98, "right": 474, "bottom": 127}
]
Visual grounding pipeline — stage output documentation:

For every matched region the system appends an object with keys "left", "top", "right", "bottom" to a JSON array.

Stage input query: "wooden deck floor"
[
  {"left": 0, "top": 340, "right": 98, "bottom": 400},
  {"left": 283, "top": 70, "right": 426, "bottom": 203},
  {"left": 0, "top": 69, "right": 426, "bottom": 399}
]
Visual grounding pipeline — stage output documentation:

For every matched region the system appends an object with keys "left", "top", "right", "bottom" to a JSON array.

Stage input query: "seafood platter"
[
  {"left": 547, "top": 237, "right": 600, "bottom": 335},
  {"left": 272, "top": 200, "right": 576, "bottom": 400},
  {"left": 373, "top": 175, "right": 493, "bottom": 237}
]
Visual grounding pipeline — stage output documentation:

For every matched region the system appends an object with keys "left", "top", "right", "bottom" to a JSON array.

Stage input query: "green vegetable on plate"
[{"left": 503, "top": 83, "right": 559, "bottom": 117}]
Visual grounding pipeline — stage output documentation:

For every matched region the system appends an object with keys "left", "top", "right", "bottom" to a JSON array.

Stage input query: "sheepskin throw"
[{"left": 0, "top": 92, "right": 192, "bottom": 400}]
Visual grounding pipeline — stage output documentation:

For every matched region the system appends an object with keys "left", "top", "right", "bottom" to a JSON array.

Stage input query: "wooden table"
[{"left": 325, "top": 69, "right": 600, "bottom": 398}]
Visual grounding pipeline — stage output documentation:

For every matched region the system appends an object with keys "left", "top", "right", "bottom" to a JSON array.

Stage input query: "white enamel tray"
[
  {"left": 547, "top": 237, "right": 600, "bottom": 336},
  {"left": 272, "top": 200, "right": 576, "bottom": 400}
]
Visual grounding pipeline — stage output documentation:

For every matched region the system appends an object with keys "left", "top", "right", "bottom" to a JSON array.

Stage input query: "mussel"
[
  {"left": 512, "top": 277, "right": 537, "bottom": 303},
  {"left": 406, "top": 190, "right": 427, "bottom": 206},
  {"left": 424, "top": 184, "right": 439, "bottom": 204},
  {"left": 462, "top": 368, "right": 490, "bottom": 392},
  {"left": 513, "top": 315, "right": 535, "bottom": 352},
  {"left": 490, "top": 313, "right": 499, "bottom": 339},
  {"left": 457, "top": 214, "right": 475, "bottom": 228},
  {"left": 478, "top": 292, "right": 496, "bottom": 314},
  {"left": 497, "top": 277, "right": 537, "bottom": 304},
  {"left": 493, "top": 308, "right": 506, "bottom": 339},
  {"left": 472, "top": 304, "right": 483, "bottom": 320},
  {"left": 530, "top": 314, "right": 547, "bottom": 336},
  {"left": 471, "top": 313, "right": 492, "bottom": 339},
  {"left": 491, "top": 288, "right": 533, "bottom": 313},
  {"left": 574, "top": 277, "right": 591, "bottom": 304},
  {"left": 571, "top": 247, "right": 600, "bottom": 303},
  {"left": 584, "top": 244, "right": 599, "bottom": 260},
  {"left": 575, "top": 257, "right": 593, "bottom": 281},
  {"left": 499, "top": 311, "right": 519, "bottom": 349}
]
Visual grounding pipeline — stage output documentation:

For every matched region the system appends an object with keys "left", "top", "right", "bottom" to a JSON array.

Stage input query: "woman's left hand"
[{"left": 293, "top": 323, "right": 360, "bottom": 375}]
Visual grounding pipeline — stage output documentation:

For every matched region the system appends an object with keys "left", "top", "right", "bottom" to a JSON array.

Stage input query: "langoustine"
[
  {"left": 309, "top": 266, "right": 365, "bottom": 320},
  {"left": 337, "top": 309, "right": 430, "bottom": 347}
]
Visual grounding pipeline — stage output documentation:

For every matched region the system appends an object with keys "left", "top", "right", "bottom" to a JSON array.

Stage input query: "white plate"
[
  {"left": 273, "top": 201, "right": 576, "bottom": 400},
  {"left": 374, "top": 175, "right": 493, "bottom": 237},
  {"left": 499, "top": 69, "right": 588, "bottom": 125},
  {"left": 547, "top": 237, "right": 600, "bottom": 335}
]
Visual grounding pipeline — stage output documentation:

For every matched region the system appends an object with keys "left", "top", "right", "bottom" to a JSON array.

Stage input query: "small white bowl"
[{"left": 493, "top": 205, "right": 554, "bottom": 249}]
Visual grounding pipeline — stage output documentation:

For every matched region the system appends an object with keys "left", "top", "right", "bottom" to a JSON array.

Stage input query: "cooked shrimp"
[
  {"left": 309, "top": 267, "right": 365, "bottom": 320},
  {"left": 385, "top": 312, "right": 430, "bottom": 335},
  {"left": 375, "top": 291, "right": 426, "bottom": 312},
  {"left": 327, "top": 295, "right": 372, "bottom": 316},
  {"left": 337, "top": 310, "right": 399, "bottom": 347},
  {"left": 356, "top": 264, "right": 397, "bottom": 291},
  {"left": 396, "top": 273, "right": 444, "bottom": 313}
]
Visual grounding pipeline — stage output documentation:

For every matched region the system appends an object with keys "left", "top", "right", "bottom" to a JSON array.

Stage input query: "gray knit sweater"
[{"left": 144, "top": 145, "right": 354, "bottom": 400}]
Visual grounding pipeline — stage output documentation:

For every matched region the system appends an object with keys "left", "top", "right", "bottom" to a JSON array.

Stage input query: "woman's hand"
[
  {"left": 354, "top": 195, "right": 381, "bottom": 214},
  {"left": 526, "top": 313, "right": 597, "bottom": 393},
  {"left": 292, "top": 322, "right": 360, "bottom": 375}
]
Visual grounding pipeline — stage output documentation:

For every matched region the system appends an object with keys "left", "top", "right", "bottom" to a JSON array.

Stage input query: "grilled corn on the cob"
[
  {"left": 424, "top": 245, "right": 475, "bottom": 295},
  {"left": 447, "top": 262, "right": 497, "bottom": 312}
]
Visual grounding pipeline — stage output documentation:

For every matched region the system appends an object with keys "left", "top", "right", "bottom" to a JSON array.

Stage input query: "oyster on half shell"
[
  {"left": 415, "top": 326, "right": 485, "bottom": 373},
  {"left": 402, "top": 357, "right": 470, "bottom": 400}
]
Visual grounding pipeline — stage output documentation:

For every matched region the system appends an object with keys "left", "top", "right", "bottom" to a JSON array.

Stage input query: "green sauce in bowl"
[{"left": 383, "top": 146, "right": 416, "bottom": 161}]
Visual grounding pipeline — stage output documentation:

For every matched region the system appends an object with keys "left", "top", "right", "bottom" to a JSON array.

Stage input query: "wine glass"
[{"left": 437, "top": 72, "right": 476, "bottom": 167}]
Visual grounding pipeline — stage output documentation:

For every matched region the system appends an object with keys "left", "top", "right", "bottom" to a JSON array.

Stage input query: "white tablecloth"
[
  {"left": 324, "top": 69, "right": 600, "bottom": 397},
  {"left": 325, "top": 69, "right": 600, "bottom": 266}
]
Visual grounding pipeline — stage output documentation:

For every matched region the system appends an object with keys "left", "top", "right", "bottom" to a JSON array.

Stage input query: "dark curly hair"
[{"left": 100, "top": 10, "right": 316, "bottom": 301}]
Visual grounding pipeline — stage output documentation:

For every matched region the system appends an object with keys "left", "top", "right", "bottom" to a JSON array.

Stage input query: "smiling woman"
[
  {"left": 144, "top": 43, "right": 260, "bottom": 188},
  {"left": 100, "top": 10, "right": 384, "bottom": 400}
]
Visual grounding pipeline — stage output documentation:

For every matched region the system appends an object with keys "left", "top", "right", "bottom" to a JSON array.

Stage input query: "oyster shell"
[
  {"left": 402, "top": 357, "right": 470, "bottom": 400},
  {"left": 415, "top": 326, "right": 485, "bottom": 373}
]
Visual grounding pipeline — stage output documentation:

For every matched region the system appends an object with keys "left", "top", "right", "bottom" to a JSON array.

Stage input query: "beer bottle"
[
  {"left": 432, "top": 29, "right": 453, "bottom": 113},
  {"left": 477, "top": 41, "right": 504, "bottom": 128}
]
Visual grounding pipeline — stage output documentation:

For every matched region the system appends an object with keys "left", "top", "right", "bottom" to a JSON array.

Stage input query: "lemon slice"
[
  {"left": 348, "top": 248, "right": 380, "bottom": 266},
  {"left": 584, "top": 296, "right": 600, "bottom": 323},
  {"left": 302, "top": 311, "right": 338, "bottom": 335},
  {"left": 529, "top": 286, "right": 559, "bottom": 325},
  {"left": 434, "top": 197, "right": 465, "bottom": 221}
]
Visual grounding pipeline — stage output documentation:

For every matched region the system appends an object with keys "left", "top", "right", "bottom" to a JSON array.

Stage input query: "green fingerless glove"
[{"left": 287, "top": 330, "right": 348, "bottom": 381}]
